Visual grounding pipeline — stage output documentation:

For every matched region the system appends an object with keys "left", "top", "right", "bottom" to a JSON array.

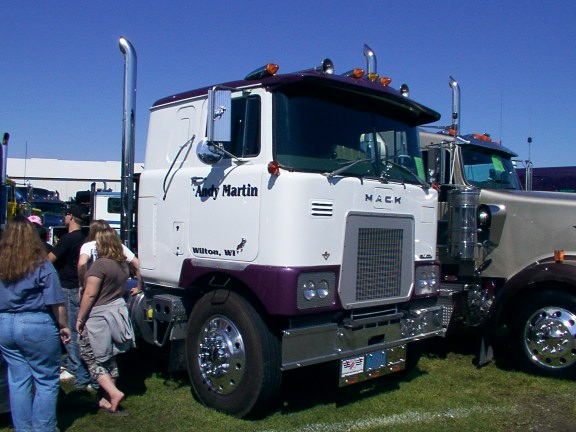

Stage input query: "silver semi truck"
[{"left": 419, "top": 77, "right": 576, "bottom": 379}]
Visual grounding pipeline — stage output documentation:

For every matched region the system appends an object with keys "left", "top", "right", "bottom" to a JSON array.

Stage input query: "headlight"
[
  {"left": 477, "top": 204, "right": 492, "bottom": 244},
  {"left": 317, "top": 279, "right": 330, "bottom": 299},
  {"left": 297, "top": 272, "right": 336, "bottom": 309},
  {"left": 414, "top": 264, "right": 441, "bottom": 297},
  {"left": 477, "top": 205, "right": 491, "bottom": 228},
  {"left": 303, "top": 281, "right": 317, "bottom": 301}
]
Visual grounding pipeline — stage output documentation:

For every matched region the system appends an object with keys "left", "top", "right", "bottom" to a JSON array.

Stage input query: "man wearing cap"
[{"left": 48, "top": 205, "right": 92, "bottom": 390}]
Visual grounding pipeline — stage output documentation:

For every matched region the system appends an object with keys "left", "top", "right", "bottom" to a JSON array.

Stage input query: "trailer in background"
[{"left": 516, "top": 166, "right": 576, "bottom": 192}]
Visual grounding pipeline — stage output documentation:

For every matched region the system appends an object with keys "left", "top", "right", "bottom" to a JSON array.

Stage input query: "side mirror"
[
  {"left": 196, "top": 139, "right": 224, "bottom": 165},
  {"left": 425, "top": 147, "right": 441, "bottom": 184},
  {"left": 207, "top": 89, "right": 232, "bottom": 142}
]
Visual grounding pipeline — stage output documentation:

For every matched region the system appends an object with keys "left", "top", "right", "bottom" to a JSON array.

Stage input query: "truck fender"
[{"left": 489, "top": 258, "right": 576, "bottom": 328}]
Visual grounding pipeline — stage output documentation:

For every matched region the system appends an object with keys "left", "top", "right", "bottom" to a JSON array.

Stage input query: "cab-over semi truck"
[
  {"left": 419, "top": 77, "right": 576, "bottom": 379},
  {"left": 119, "top": 39, "right": 445, "bottom": 418}
]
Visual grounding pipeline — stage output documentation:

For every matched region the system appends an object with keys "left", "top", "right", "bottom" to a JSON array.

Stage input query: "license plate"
[
  {"left": 339, "top": 350, "right": 391, "bottom": 386},
  {"left": 341, "top": 355, "right": 365, "bottom": 377}
]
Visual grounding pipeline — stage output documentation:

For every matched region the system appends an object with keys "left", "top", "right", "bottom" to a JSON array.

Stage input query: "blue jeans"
[
  {"left": 0, "top": 311, "right": 60, "bottom": 432},
  {"left": 63, "top": 288, "right": 91, "bottom": 388}
]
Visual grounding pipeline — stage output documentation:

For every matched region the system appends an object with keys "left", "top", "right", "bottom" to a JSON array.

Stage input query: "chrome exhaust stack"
[
  {"left": 363, "top": 44, "right": 377, "bottom": 77},
  {"left": 119, "top": 37, "right": 137, "bottom": 249},
  {"left": 449, "top": 76, "right": 460, "bottom": 135},
  {"left": 1, "top": 133, "right": 8, "bottom": 188}
]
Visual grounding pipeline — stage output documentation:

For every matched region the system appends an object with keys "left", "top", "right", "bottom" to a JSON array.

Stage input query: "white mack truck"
[
  {"left": 419, "top": 77, "right": 576, "bottom": 379},
  {"left": 119, "top": 38, "right": 445, "bottom": 418}
]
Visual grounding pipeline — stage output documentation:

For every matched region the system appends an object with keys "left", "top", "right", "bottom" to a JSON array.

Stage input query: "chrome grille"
[
  {"left": 340, "top": 213, "right": 414, "bottom": 308},
  {"left": 357, "top": 228, "right": 403, "bottom": 300}
]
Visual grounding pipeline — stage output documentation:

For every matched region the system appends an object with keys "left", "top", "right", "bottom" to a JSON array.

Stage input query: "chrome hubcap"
[
  {"left": 197, "top": 315, "right": 245, "bottom": 394},
  {"left": 524, "top": 306, "right": 576, "bottom": 369}
]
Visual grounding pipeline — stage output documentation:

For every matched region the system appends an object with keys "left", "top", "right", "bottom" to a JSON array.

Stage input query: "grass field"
[{"left": 0, "top": 331, "right": 574, "bottom": 432}]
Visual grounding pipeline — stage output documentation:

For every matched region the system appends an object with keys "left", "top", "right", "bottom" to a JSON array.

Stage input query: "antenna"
[
  {"left": 525, "top": 136, "right": 533, "bottom": 191},
  {"left": 499, "top": 91, "right": 503, "bottom": 144},
  {"left": 24, "top": 141, "right": 28, "bottom": 180}
]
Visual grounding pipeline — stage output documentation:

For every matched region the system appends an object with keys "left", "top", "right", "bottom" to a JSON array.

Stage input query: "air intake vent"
[{"left": 310, "top": 200, "right": 333, "bottom": 218}]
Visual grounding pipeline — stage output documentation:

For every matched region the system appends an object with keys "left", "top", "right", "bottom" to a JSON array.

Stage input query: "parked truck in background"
[
  {"left": 419, "top": 76, "right": 576, "bottom": 379},
  {"left": 75, "top": 183, "right": 122, "bottom": 231},
  {"left": 0, "top": 134, "right": 43, "bottom": 224},
  {"left": 119, "top": 38, "right": 445, "bottom": 418}
]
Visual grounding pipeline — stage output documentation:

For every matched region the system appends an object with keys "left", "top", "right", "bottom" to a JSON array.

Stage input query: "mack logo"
[{"left": 365, "top": 193, "right": 401, "bottom": 204}]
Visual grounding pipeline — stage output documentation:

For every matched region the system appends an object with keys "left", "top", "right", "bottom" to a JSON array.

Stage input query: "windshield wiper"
[
  {"left": 323, "top": 158, "right": 372, "bottom": 179},
  {"left": 380, "top": 158, "right": 430, "bottom": 192}
]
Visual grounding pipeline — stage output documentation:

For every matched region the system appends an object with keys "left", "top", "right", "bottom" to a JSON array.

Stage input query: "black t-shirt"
[{"left": 52, "top": 229, "right": 85, "bottom": 288}]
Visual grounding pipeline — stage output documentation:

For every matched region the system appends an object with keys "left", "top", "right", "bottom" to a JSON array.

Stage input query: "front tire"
[
  {"left": 185, "top": 290, "right": 282, "bottom": 418},
  {"left": 511, "top": 291, "right": 576, "bottom": 378}
]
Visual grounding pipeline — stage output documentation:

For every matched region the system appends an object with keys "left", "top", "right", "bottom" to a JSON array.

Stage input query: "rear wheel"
[
  {"left": 511, "top": 291, "right": 576, "bottom": 378},
  {"left": 185, "top": 290, "right": 282, "bottom": 418}
]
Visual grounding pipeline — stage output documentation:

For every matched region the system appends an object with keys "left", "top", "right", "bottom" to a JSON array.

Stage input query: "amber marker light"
[
  {"left": 367, "top": 72, "right": 379, "bottom": 82},
  {"left": 380, "top": 77, "right": 392, "bottom": 86},
  {"left": 473, "top": 133, "right": 492, "bottom": 142},
  {"left": 554, "top": 250, "right": 565, "bottom": 263},
  {"left": 266, "top": 63, "right": 280, "bottom": 75},
  {"left": 343, "top": 68, "right": 365, "bottom": 78},
  {"left": 268, "top": 161, "right": 281, "bottom": 176},
  {"left": 245, "top": 63, "right": 280, "bottom": 80}
]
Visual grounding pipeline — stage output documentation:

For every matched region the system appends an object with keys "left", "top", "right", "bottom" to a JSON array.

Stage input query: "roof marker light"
[
  {"left": 472, "top": 133, "right": 492, "bottom": 142},
  {"left": 245, "top": 63, "right": 279, "bottom": 80},
  {"left": 379, "top": 77, "right": 391, "bottom": 86},
  {"left": 554, "top": 249, "right": 565, "bottom": 263},
  {"left": 368, "top": 72, "right": 379, "bottom": 82},
  {"left": 342, "top": 68, "right": 365, "bottom": 78}
]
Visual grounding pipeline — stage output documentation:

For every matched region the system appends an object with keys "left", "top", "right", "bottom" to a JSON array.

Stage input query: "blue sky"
[{"left": 2, "top": 1, "right": 575, "bottom": 167}]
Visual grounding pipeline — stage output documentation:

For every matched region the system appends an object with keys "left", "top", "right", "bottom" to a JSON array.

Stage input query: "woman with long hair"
[
  {"left": 77, "top": 219, "right": 142, "bottom": 296},
  {"left": 0, "top": 216, "right": 71, "bottom": 431},
  {"left": 76, "top": 227, "right": 135, "bottom": 414}
]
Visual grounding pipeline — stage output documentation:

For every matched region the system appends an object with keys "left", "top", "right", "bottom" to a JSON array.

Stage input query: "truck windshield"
[
  {"left": 273, "top": 86, "right": 424, "bottom": 183},
  {"left": 461, "top": 147, "right": 521, "bottom": 190}
]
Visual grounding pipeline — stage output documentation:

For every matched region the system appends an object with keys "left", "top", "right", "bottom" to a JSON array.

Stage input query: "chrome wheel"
[
  {"left": 523, "top": 306, "right": 576, "bottom": 369},
  {"left": 198, "top": 315, "right": 246, "bottom": 394},
  {"left": 186, "top": 290, "right": 282, "bottom": 417}
]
